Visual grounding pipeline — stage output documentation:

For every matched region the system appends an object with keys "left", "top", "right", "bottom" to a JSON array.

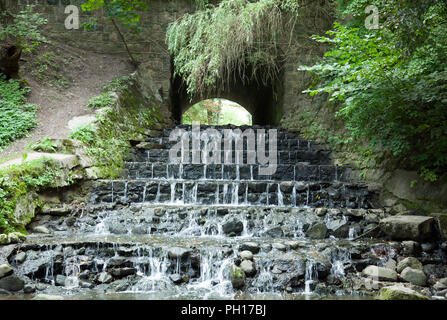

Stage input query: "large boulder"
[
  {"left": 240, "top": 260, "right": 256, "bottom": 277},
  {"left": 362, "top": 265, "right": 398, "bottom": 281},
  {"left": 306, "top": 223, "right": 328, "bottom": 239},
  {"left": 0, "top": 264, "right": 13, "bottom": 279},
  {"left": 376, "top": 285, "right": 429, "bottom": 300},
  {"left": 396, "top": 257, "right": 423, "bottom": 273},
  {"left": 400, "top": 267, "right": 427, "bottom": 286},
  {"left": 0, "top": 275, "right": 24, "bottom": 292},
  {"left": 239, "top": 242, "right": 260, "bottom": 254},
  {"left": 222, "top": 218, "right": 244, "bottom": 236},
  {"left": 379, "top": 215, "right": 437, "bottom": 241},
  {"left": 326, "top": 219, "right": 349, "bottom": 238},
  {"left": 229, "top": 265, "right": 245, "bottom": 289}
]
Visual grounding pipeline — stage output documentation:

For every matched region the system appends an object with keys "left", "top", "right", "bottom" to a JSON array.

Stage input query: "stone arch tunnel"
[{"left": 169, "top": 66, "right": 285, "bottom": 126}]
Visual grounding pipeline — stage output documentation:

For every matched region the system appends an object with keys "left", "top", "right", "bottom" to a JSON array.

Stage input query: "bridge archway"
[
  {"left": 170, "top": 66, "right": 284, "bottom": 126},
  {"left": 182, "top": 99, "right": 252, "bottom": 126}
]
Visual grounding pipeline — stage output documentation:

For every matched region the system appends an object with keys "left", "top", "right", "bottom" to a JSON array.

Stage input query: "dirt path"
[{"left": 0, "top": 42, "right": 134, "bottom": 161}]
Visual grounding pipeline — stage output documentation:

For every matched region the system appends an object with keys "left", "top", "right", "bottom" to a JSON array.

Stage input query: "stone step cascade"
[{"left": 2, "top": 124, "right": 446, "bottom": 300}]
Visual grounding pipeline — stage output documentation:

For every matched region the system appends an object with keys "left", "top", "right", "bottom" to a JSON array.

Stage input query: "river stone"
[
  {"left": 24, "top": 283, "right": 36, "bottom": 294},
  {"left": 384, "top": 259, "right": 397, "bottom": 271},
  {"left": 306, "top": 223, "right": 327, "bottom": 239},
  {"left": 0, "top": 264, "right": 13, "bottom": 279},
  {"left": 272, "top": 243, "right": 286, "bottom": 252},
  {"left": 262, "top": 226, "right": 284, "bottom": 238},
  {"left": 169, "top": 274, "right": 183, "bottom": 285},
  {"left": 327, "top": 219, "right": 349, "bottom": 238},
  {"left": 397, "top": 257, "right": 423, "bottom": 273},
  {"left": 400, "top": 267, "right": 427, "bottom": 286},
  {"left": 33, "top": 226, "right": 51, "bottom": 234},
  {"left": 240, "top": 260, "right": 256, "bottom": 277},
  {"left": 239, "top": 250, "right": 253, "bottom": 261},
  {"left": 14, "top": 252, "right": 26, "bottom": 264},
  {"left": 98, "top": 272, "right": 113, "bottom": 284},
  {"left": 362, "top": 265, "right": 398, "bottom": 281},
  {"left": 379, "top": 216, "right": 437, "bottom": 241},
  {"left": 222, "top": 218, "right": 244, "bottom": 236},
  {"left": 376, "top": 285, "right": 428, "bottom": 300},
  {"left": 32, "top": 294, "right": 64, "bottom": 300},
  {"left": 0, "top": 275, "right": 24, "bottom": 292},
  {"left": 230, "top": 265, "right": 245, "bottom": 289},
  {"left": 55, "top": 275, "right": 66, "bottom": 286},
  {"left": 402, "top": 241, "right": 422, "bottom": 256},
  {"left": 110, "top": 267, "right": 137, "bottom": 278},
  {"left": 80, "top": 281, "right": 95, "bottom": 289},
  {"left": 239, "top": 242, "right": 260, "bottom": 254},
  {"left": 107, "top": 257, "right": 132, "bottom": 268},
  {"left": 433, "top": 278, "right": 447, "bottom": 290}
]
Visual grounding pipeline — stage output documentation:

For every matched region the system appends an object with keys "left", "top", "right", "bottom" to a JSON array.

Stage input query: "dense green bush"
[
  {"left": 0, "top": 76, "right": 38, "bottom": 150},
  {"left": 301, "top": 0, "right": 447, "bottom": 181}
]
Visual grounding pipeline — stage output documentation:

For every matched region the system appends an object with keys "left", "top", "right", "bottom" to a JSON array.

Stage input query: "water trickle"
[
  {"left": 304, "top": 260, "right": 318, "bottom": 295},
  {"left": 155, "top": 183, "right": 161, "bottom": 203},
  {"left": 179, "top": 163, "right": 184, "bottom": 179},
  {"left": 223, "top": 184, "right": 228, "bottom": 204},
  {"left": 292, "top": 185, "right": 297, "bottom": 207},
  {"left": 277, "top": 184, "right": 284, "bottom": 207},
  {"left": 170, "top": 182, "right": 176, "bottom": 203},
  {"left": 124, "top": 182, "right": 128, "bottom": 202},
  {"left": 231, "top": 183, "right": 239, "bottom": 205},
  {"left": 215, "top": 184, "right": 220, "bottom": 205},
  {"left": 142, "top": 185, "right": 147, "bottom": 202},
  {"left": 306, "top": 185, "right": 310, "bottom": 206}
]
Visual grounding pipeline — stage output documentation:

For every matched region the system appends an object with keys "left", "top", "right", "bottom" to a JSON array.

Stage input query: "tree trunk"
[{"left": 0, "top": 44, "right": 22, "bottom": 79}]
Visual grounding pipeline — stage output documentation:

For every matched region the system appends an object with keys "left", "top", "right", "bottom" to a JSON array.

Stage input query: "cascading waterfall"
[{"left": 18, "top": 125, "right": 390, "bottom": 300}]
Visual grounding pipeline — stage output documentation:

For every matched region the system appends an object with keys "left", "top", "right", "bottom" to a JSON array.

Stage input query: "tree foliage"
[
  {"left": 167, "top": 0, "right": 300, "bottom": 97},
  {"left": 301, "top": 0, "right": 447, "bottom": 181},
  {"left": 82, "top": 0, "right": 148, "bottom": 65},
  {"left": 0, "top": 5, "right": 47, "bottom": 52}
]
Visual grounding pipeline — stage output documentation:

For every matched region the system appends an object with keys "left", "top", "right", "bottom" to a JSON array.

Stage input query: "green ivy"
[{"left": 0, "top": 76, "right": 39, "bottom": 150}]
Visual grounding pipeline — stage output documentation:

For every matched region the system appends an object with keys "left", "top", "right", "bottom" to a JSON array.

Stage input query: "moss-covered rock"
[
  {"left": 376, "top": 285, "right": 429, "bottom": 300},
  {"left": 230, "top": 265, "right": 246, "bottom": 289}
]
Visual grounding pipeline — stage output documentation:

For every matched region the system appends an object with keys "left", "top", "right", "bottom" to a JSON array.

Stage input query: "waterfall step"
[
  {"left": 124, "top": 163, "right": 348, "bottom": 182},
  {"left": 90, "top": 179, "right": 376, "bottom": 209},
  {"left": 10, "top": 233, "right": 392, "bottom": 297},
  {"left": 31, "top": 203, "right": 385, "bottom": 240},
  {"left": 129, "top": 149, "right": 332, "bottom": 165}
]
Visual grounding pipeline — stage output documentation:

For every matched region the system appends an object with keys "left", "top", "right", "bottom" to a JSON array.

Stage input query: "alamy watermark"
[
  {"left": 365, "top": 5, "right": 379, "bottom": 30},
  {"left": 168, "top": 123, "right": 278, "bottom": 176}
]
